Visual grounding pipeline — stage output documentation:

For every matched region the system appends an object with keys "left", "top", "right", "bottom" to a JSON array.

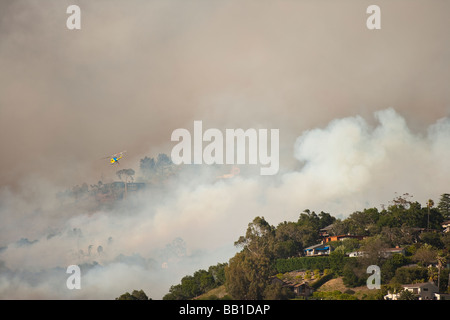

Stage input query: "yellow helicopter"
[{"left": 103, "top": 150, "right": 126, "bottom": 165}]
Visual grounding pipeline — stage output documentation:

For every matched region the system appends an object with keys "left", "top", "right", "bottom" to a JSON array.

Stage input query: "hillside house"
[
  {"left": 384, "top": 282, "right": 439, "bottom": 300},
  {"left": 304, "top": 243, "right": 333, "bottom": 256},
  {"left": 348, "top": 246, "right": 405, "bottom": 258},
  {"left": 319, "top": 224, "right": 334, "bottom": 237},
  {"left": 270, "top": 277, "right": 314, "bottom": 297},
  {"left": 323, "top": 234, "right": 365, "bottom": 243},
  {"left": 292, "top": 283, "right": 314, "bottom": 297},
  {"left": 442, "top": 220, "right": 450, "bottom": 233}
]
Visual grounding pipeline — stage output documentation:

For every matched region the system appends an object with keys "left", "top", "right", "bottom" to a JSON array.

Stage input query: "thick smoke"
[
  {"left": 0, "top": 0, "right": 449, "bottom": 299},
  {"left": 1, "top": 108, "right": 450, "bottom": 299}
]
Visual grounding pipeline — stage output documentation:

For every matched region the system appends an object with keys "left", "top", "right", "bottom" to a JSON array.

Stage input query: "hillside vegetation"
[{"left": 159, "top": 193, "right": 450, "bottom": 300}]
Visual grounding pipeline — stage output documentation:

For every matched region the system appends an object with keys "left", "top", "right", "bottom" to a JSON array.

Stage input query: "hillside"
[
  {"left": 194, "top": 285, "right": 231, "bottom": 300},
  {"left": 316, "top": 277, "right": 377, "bottom": 300},
  {"left": 162, "top": 193, "right": 450, "bottom": 300},
  {"left": 194, "top": 276, "right": 377, "bottom": 300}
]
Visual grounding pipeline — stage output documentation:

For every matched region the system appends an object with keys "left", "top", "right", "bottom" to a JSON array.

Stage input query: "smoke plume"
[{"left": 0, "top": 0, "right": 449, "bottom": 299}]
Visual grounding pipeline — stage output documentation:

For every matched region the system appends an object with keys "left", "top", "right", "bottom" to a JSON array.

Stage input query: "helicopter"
[{"left": 103, "top": 150, "right": 126, "bottom": 165}]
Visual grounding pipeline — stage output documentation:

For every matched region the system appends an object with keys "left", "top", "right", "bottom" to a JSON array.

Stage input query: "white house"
[
  {"left": 384, "top": 282, "right": 439, "bottom": 300},
  {"left": 442, "top": 220, "right": 450, "bottom": 233},
  {"left": 348, "top": 247, "right": 405, "bottom": 258}
]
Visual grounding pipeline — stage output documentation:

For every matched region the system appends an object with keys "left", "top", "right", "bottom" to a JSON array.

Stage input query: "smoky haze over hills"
[{"left": 0, "top": 0, "right": 449, "bottom": 299}]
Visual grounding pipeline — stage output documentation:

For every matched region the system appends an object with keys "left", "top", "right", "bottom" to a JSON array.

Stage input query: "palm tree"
[
  {"left": 436, "top": 253, "right": 446, "bottom": 292},
  {"left": 427, "top": 199, "right": 434, "bottom": 231}
]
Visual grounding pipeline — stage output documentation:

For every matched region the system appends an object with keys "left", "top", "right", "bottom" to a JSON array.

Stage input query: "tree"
[
  {"left": 140, "top": 156, "right": 156, "bottom": 179},
  {"left": 226, "top": 217, "right": 276, "bottom": 300},
  {"left": 398, "top": 289, "right": 417, "bottom": 300},
  {"left": 139, "top": 153, "right": 175, "bottom": 182},
  {"left": 235, "top": 217, "right": 275, "bottom": 258},
  {"left": 208, "top": 263, "right": 227, "bottom": 286},
  {"left": 420, "top": 232, "right": 443, "bottom": 249},
  {"left": 346, "top": 208, "right": 380, "bottom": 236},
  {"left": 225, "top": 251, "right": 274, "bottom": 300},
  {"left": 193, "top": 269, "right": 215, "bottom": 293},
  {"left": 393, "top": 266, "right": 428, "bottom": 284},
  {"left": 328, "top": 219, "right": 349, "bottom": 236},
  {"left": 263, "top": 282, "right": 295, "bottom": 300},
  {"left": 155, "top": 153, "right": 174, "bottom": 179},
  {"left": 329, "top": 251, "right": 346, "bottom": 276},
  {"left": 426, "top": 199, "right": 435, "bottom": 231},
  {"left": 116, "top": 289, "right": 150, "bottom": 300},
  {"left": 412, "top": 244, "right": 437, "bottom": 266},
  {"left": 297, "top": 210, "right": 335, "bottom": 232},
  {"left": 163, "top": 263, "right": 225, "bottom": 300},
  {"left": 381, "top": 254, "right": 409, "bottom": 283},
  {"left": 436, "top": 252, "right": 447, "bottom": 292},
  {"left": 273, "top": 221, "right": 305, "bottom": 258},
  {"left": 438, "top": 193, "right": 450, "bottom": 219},
  {"left": 116, "top": 168, "right": 135, "bottom": 183},
  {"left": 359, "top": 236, "right": 389, "bottom": 267},
  {"left": 342, "top": 258, "right": 365, "bottom": 287},
  {"left": 389, "top": 193, "right": 413, "bottom": 209}
]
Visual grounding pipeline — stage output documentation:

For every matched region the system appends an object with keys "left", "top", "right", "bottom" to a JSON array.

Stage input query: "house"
[
  {"left": 384, "top": 282, "right": 439, "bottom": 300},
  {"left": 348, "top": 251, "right": 364, "bottom": 258},
  {"left": 319, "top": 224, "right": 334, "bottom": 237},
  {"left": 348, "top": 246, "right": 405, "bottom": 258},
  {"left": 381, "top": 247, "right": 406, "bottom": 258},
  {"left": 402, "top": 282, "right": 439, "bottom": 300},
  {"left": 304, "top": 243, "right": 333, "bottom": 256},
  {"left": 442, "top": 220, "right": 450, "bottom": 233},
  {"left": 270, "top": 277, "right": 313, "bottom": 297},
  {"left": 323, "top": 234, "right": 365, "bottom": 243},
  {"left": 435, "top": 293, "right": 450, "bottom": 300},
  {"left": 292, "top": 283, "right": 314, "bottom": 297}
]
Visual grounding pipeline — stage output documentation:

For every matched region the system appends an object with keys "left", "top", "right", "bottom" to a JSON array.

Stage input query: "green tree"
[
  {"left": 328, "top": 219, "right": 349, "bottom": 236},
  {"left": 346, "top": 208, "right": 380, "bottom": 236},
  {"left": 329, "top": 251, "right": 346, "bottom": 276},
  {"left": 226, "top": 217, "right": 277, "bottom": 300},
  {"left": 235, "top": 217, "right": 275, "bottom": 258},
  {"left": 437, "top": 193, "right": 450, "bottom": 219},
  {"left": 342, "top": 258, "right": 365, "bottom": 287},
  {"left": 398, "top": 289, "right": 416, "bottom": 300},
  {"left": 304, "top": 270, "right": 311, "bottom": 280},
  {"left": 381, "top": 253, "right": 409, "bottom": 283},
  {"left": 208, "top": 263, "right": 227, "bottom": 286},
  {"left": 224, "top": 251, "right": 274, "bottom": 300},
  {"left": 412, "top": 244, "right": 437, "bottom": 266},
  {"left": 116, "top": 289, "right": 150, "bottom": 300},
  {"left": 313, "top": 269, "right": 321, "bottom": 279},
  {"left": 297, "top": 210, "right": 335, "bottom": 232},
  {"left": 193, "top": 269, "right": 215, "bottom": 293},
  {"left": 420, "top": 232, "right": 443, "bottom": 249},
  {"left": 393, "top": 266, "right": 428, "bottom": 284},
  {"left": 263, "top": 282, "right": 295, "bottom": 300},
  {"left": 359, "top": 236, "right": 389, "bottom": 267},
  {"left": 273, "top": 221, "right": 304, "bottom": 258}
]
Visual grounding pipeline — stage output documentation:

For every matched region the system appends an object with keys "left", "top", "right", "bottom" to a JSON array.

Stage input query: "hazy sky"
[
  {"left": 0, "top": 0, "right": 449, "bottom": 299},
  {"left": 1, "top": 0, "right": 448, "bottom": 187}
]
